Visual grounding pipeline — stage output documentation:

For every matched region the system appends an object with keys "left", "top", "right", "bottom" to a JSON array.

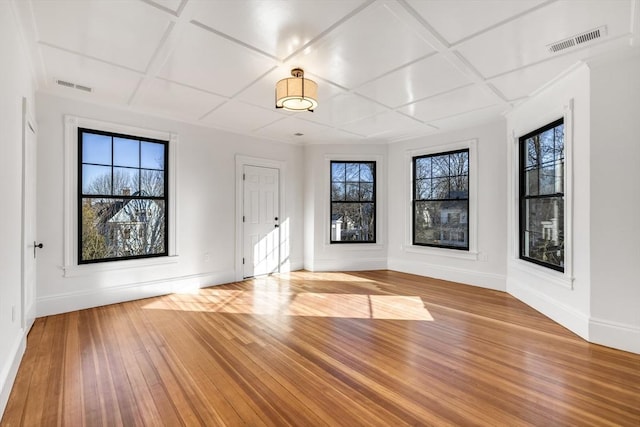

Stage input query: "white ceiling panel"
[
  {"left": 406, "top": 0, "right": 547, "bottom": 44},
  {"left": 356, "top": 54, "right": 473, "bottom": 107},
  {"left": 302, "top": 93, "right": 388, "bottom": 127},
  {"left": 190, "top": 0, "right": 367, "bottom": 59},
  {"left": 32, "top": 0, "right": 171, "bottom": 72},
  {"left": 42, "top": 46, "right": 142, "bottom": 105},
  {"left": 158, "top": 25, "right": 278, "bottom": 96},
  {"left": 456, "top": 0, "right": 633, "bottom": 78},
  {"left": 428, "top": 104, "right": 508, "bottom": 131},
  {"left": 135, "top": 78, "right": 227, "bottom": 120},
  {"left": 489, "top": 52, "right": 584, "bottom": 100},
  {"left": 200, "top": 100, "right": 285, "bottom": 132},
  {"left": 340, "top": 111, "right": 427, "bottom": 139},
  {"left": 256, "top": 116, "right": 334, "bottom": 142},
  {"left": 400, "top": 85, "right": 500, "bottom": 123},
  {"left": 16, "top": 0, "right": 639, "bottom": 144},
  {"left": 297, "top": 1, "right": 436, "bottom": 88}
]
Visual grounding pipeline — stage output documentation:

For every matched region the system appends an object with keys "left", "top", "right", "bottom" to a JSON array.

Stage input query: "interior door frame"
[
  {"left": 235, "top": 155, "right": 286, "bottom": 281},
  {"left": 20, "top": 97, "right": 37, "bottom": 331}
]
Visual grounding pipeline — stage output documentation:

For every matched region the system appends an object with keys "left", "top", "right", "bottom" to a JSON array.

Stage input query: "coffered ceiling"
[{"left": 13, "top": 0, "right": 639, "bottom": 144}]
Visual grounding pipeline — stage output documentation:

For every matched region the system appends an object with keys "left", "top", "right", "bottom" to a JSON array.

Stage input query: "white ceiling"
[{"left": 14, "top": 0, "right": 639, "bottom": 144}]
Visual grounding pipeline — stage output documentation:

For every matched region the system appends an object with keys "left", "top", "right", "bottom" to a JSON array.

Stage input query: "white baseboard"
[
  {"left": 309, "top": 257, "right": 387, "bottom": 272},
  {"left": 589, "top": 317, "right": 640, "bottom": 355},
  {"left": 388, "top": 257, "right": 506, "bottom": 291},
  {"left": 37, "top": 269, "right": 236, "bottom": 317},
  {"left": 507, "top": 279, "right": 589, "bottom": 340},
  {"left": 0, "top": 331, "right": 27, "bottom": 420}
]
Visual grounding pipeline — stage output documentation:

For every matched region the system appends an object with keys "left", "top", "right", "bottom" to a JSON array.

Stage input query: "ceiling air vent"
[
  {"left": 56, "top": 79, "right": 93, "bottom": 93},
  {"left": 547, "top": 26, "right": 607, "bottom": 53}
]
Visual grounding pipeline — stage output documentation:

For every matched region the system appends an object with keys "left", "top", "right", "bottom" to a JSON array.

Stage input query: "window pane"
[
  {"left": 415, "top": 178, "right": 432, "bottom": 200},
  {"left": 345, "top": 183, "right": 359, "bottom": 201},
  {"left": 414, "top": 200, "right": 468, "bottom": 248},
  {"left": 82, "top": 133, "right": 111, "bottom": 165},
  {"left": 522, "top": 196, "right": 564, "bottom": 269},
  {"left": 81, "top": 197, "right": 166, "bottom": 261},
  {"left": 141, "top": 169, "right": 164, "bottom": 197},
  {"left": 526, "top": 169, "right": 539, "bottom": 196},
  {"left": 450, "top": 151, "right": 468, "bottom": 175},
  {"left": 82, "top": 165, "right": 111, "bottom": 195},
  {"left": 331, "top": 182, "right": 345, "bottom": 201},
  {"left": 113, "top": 137, "right": 139, "bottom": 168},
  {"left": 359, "top": 163, "right": 374, "bottom": 182},
  {"left": 331, "top": 163, "right": 345, "bottom": 182},
  {"left": 360, "top": 182, "right": 374, "bottom": 201},
  {"left": 432, "top": 177, "right": 449, "bottom": 199},
  {"left": 345, "top": 163, "right": 359, "bottom": 182},
  {"left": 540, "top": 165, "right": 557, "bottom": 194},
  {"left": 449, "top": 175, "right": 468, "bottom": 198},
  {"left": 113, "top": 167, "right": 139, "bottom": 196},
  {"left": 431, "top": 155, "right": 450, "bottom": 178},
  {"left": 141, "top": 141, "right": 165, "bottom": 170},
  {"left": 415, "top": 157, "right": 431, "bottom": 180},
  {"left": 331, "top": 202, "right": 374, "bottom": 242}
]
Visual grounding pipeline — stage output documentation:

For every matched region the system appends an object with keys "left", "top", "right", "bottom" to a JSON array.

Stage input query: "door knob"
[{"left": 33, "top": 241, "right": 43, "bottom": 258}]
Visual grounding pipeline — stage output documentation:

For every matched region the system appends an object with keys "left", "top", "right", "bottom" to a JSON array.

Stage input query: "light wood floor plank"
[{"left": 2, "top": 270, "right": 639, "bottom": 426}]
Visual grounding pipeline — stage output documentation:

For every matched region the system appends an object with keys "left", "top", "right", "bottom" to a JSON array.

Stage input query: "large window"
[
  {"left": 519, "top": 118, "right": 564, "bottom": 272},
  {"left": 413, "top": 149, "right": 469, "bottom": 250},
  {"left": 78, "top": 128, "right": 168, "bottom": 263},
  {"left": 330, "top": 161, "right": 376, "bottom": 243}
]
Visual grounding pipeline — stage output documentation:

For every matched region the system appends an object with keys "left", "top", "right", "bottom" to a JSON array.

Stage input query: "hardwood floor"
[{"left": 2, "top": 270, "right": 639, "bottom": 426}]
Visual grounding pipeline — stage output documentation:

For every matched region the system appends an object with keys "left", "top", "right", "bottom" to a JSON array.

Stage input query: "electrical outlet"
[{"left": 204, "top": 252, "right": 210, "bottom": 262}]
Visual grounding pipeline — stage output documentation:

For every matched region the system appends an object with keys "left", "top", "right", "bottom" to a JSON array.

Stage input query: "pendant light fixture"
[{"left": 275, "top": 68, "right": 318, "bottom": 112}]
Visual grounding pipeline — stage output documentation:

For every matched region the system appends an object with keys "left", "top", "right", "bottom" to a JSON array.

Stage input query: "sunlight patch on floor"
[{"left": 142, "top": 290, "right": 434, "bottom": 321}]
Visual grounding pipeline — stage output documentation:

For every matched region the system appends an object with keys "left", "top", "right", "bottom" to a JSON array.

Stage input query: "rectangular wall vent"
[
  {"left": 547, "top": 26, "right": 606, "bottom": 53},
  {"left": 56, "top": 79, "right": 93, "bottom": 93},
  {"left": 56, "top": 79, "right": 74, "bottom": 88}
]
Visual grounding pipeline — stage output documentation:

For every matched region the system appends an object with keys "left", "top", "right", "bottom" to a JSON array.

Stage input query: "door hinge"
[
  {"left": 242, "top": 258, "right": 245, "bottom": 265},
  {"left": 243, "top": 173, "right": 245, "bottom": 180},
  {"left": 242, "top": 215, "right": 245, "bottom": 222}
]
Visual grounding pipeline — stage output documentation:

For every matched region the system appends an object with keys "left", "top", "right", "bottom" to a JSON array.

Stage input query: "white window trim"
[
  {"left": 62, "top": 115, "right": 178, "bottom": 277},
  {"left": 509, "top": 100, "right": 574, "bottom": 289},
  {"left": 324, "top": 154, "right": 385, "bottom": 248},
  {"left": 404, "top": 139, "right": 478, "bottom": 260}
]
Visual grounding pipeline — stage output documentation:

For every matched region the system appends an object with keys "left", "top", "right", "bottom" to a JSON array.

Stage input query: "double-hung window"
[
  {"left": 330, "top": 161, "right": 376, "bottom": 243},
  {"left": 79, "top": 128, "right": 169, "bottom": 263},
  {"left": 413, "top": 149, "right": 469, "bottom": 250},
  {"left": 519, "top": 119, "right": 564, "bottom": 271}
]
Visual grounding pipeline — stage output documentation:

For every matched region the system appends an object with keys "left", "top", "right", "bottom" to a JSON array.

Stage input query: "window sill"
[
  {"left": 324, "top": 242, "right": 385, "bottom": 251},
  {"left": 510, "top": 258, "right": 574, "bottom": 289},
  {"left": 403, "top": 245, "right": 479, "bottom": 260},
  {"left": 62, "top": 255, "right": 180, "bottom": 278}
]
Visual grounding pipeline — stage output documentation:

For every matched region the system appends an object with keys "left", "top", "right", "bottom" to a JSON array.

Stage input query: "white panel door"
[
  {"left": 21, "top": 99, "right": 38, "bottom": 329},
  {"left": 243, "top": 165, "right": 279, "bottom": 278}
]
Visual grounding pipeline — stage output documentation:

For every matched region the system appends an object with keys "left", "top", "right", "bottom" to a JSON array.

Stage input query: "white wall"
[
  {"left": 0, "top": 1, "right": 36, "bottom": 416},
  {"left": 506, "top": 64, "right": 592, "bottom": 339},
  {"left": 35, "top": 92, "right": 304, "bottom": 316},
  {"left": 303, "top": 144, "right": 388, "bottom": 271},
  {"left": 387, "top": 120, "right": 508, "bottom": 291},
  {"left": 588, "top": 50, "right": 640, "bottom": 353}
]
